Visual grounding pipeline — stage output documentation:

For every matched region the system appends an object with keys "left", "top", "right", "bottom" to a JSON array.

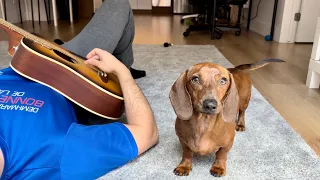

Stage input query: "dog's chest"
[
  {"left": 188, "top": 123, "right": 221, "bottom": 155},
  {"left": 192, "top": 138, "right": 218, "bottom": 155}
]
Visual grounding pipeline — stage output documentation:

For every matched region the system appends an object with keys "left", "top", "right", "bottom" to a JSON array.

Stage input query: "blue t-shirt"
[{"left": 0, "top": 67, "right": 138, "bottom": 180}]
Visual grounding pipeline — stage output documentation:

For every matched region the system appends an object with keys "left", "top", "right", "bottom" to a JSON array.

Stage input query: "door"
[{"left": 295, "top": 0, "right": 320, "bottom": 43}]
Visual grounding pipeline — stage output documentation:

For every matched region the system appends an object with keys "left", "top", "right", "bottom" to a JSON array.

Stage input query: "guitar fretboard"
[
  {"left": 0, "top": 18, "right": 105, "bottom": 74},
  {"left": 0, "top": 18, "right": 87, "bottom": 66}
]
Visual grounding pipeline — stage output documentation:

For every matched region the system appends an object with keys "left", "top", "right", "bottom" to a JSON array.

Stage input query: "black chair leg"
[
  {"left": 3, "top": 0, "right": 7, "bottom": 21},
  {"left": 18, "top": 0, "right": 22, "bottom": 24},
  {"left": 38, "top": 0, "right": 40, "bottom": 24},
  {"left": 237, "top": 5, "right": 242, "bottom": 28},
  {"left": 211, "top": 1, "right": 216, "bottom": 40},
  {"left": 31, "top": 0, "right": 34, "bottom": 28},
  {"left": 64, "top": 0, "right": 70, "bottom": 25},
  {"left": 48, "top": 0, "right": 51, "bottom": 24},
  {"left": 44, "top": 0, "right": 49, "bottom": 24},
  {"left": 234, "top": 5, "right": 242, "bottom": 36}
]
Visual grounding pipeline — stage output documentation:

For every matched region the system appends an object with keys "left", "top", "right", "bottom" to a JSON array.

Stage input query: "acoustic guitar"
[{"left": 0, "top": 18, "right": 124, "bottom": 120}]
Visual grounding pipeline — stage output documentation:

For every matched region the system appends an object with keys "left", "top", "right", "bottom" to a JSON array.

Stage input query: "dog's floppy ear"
[
  {"left": 169, "top": 71, "right": 193, "bottom": 120},
  {"left": 221, "top": 73, "right": 239, "bottom": 122}
]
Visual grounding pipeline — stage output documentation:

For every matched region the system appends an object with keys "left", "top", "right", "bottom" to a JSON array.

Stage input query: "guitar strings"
[{"left": 0, "top": 19, "right": 105, "bottom": 76}]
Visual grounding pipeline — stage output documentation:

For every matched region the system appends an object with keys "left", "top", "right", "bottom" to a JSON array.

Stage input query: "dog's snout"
[{"left": 203, "top": 99, "right": 217, "bottom": 112}]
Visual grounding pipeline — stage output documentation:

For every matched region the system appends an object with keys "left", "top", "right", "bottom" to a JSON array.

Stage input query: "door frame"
[
  {"left": 286, "top": 0, "right": 318, "bottom": 43},
  {"left": 267, "top": 0, "right": 301, "bottom": 43},
  {"left": 288, "top": 0, "right": 302, "bottom": 43},
  {"left": 292, "top": 0, "right": 320, "bottom": 43},
  {"left": 280, "top": 0, "right": 302, "bottom": 43}
]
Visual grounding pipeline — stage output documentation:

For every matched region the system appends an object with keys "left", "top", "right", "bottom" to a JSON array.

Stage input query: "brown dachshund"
[{"left": 169, "top": 58, "right": 284, "bottom": 177}]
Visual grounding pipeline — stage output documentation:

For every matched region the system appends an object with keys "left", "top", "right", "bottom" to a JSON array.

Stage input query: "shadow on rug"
[{"left": 0, "top": 42, "right": 319, "bottom": 179}]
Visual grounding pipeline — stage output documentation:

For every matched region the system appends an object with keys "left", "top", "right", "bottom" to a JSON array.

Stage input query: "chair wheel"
[
  {"left": 215, "top": 32, "right": 222, "bottom": 39},
  {"left": 235, "top": 31, "right": 241, "bottom": 36},
  {"left": 180, "top": 19, "right": 184, "bottom": 24},
  {"left": 183, "top": 28, "right": 190, "bottom": 37}
]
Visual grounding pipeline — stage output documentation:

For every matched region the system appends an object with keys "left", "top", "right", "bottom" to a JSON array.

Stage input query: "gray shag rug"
[{"left": 0, "top": 41, "right": 319, "bottom": 180}]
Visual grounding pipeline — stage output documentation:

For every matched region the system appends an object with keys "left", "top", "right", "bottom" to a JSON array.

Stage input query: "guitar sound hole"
[{"left": 54, "top": 50, "right": 75, "bottom": 64}]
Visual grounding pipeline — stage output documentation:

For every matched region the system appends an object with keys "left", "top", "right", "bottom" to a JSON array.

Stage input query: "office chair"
[
  {"left": 182, "top": 0, "right": 226, "bottom": 38},
  {"left": 214, "top": 0, "right": 249, "bottom": 37},
  {"left": 182, "top": 0, "right": 248, "bottom": 39}
]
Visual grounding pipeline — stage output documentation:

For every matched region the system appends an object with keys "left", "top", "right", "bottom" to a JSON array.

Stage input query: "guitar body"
[{"left": 0, "top": 19, "right": 124, "bottom": 119}]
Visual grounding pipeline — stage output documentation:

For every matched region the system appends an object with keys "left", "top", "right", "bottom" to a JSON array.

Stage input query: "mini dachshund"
[{"left": 169, "top": 58, "right": 284, "bottom": 177}]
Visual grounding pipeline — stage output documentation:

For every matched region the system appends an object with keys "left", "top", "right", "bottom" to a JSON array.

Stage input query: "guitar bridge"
[{"left": 98, "top": 71, "right": 108, "bottom": 83}]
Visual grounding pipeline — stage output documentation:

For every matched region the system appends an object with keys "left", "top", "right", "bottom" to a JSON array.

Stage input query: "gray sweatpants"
[
  {"left": 62, "top": 0, "right": 135, "bottom": 124},
  {"left": 62, "top": 0, "right": 135, "bottom": 68}
]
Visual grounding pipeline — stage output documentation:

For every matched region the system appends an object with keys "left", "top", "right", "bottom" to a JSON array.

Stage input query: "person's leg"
[
  {"left": 60, "top": 0, "right": 145, "bottom": 79},
  {"left": 57, "top": 0, "right": 145, "bottom": 125}
]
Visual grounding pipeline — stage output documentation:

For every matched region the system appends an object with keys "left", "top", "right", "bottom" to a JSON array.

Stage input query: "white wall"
[
  {"left": 247, "top": 0, "right": 276, "bottom": 36},
  {"left": 0, "top": 0, "right": 54, "bottom": 24},
  {"left": 241, "top": 0, "right": 294, "bottom": 43},
  {"left": 243, "top": 0, "right": 285, "bottom": 41}
]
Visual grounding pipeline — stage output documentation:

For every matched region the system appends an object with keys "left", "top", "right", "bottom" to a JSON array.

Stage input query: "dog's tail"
[{"left": 231, "top": 58, "right": 285, "bottom": 72}]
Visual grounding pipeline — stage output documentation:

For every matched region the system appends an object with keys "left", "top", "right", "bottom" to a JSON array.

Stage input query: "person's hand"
[{"left": 84, "top": 48, "right": 128, "bottom": 76}]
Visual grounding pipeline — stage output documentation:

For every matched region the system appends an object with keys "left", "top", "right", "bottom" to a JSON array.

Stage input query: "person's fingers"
[
  {"left": 86, "top": 48, "right": 103, "bottom": 59},
  {"left": 92, "top": 55, "right": 100, "bottom": 61},
  {"left": 84, "top": 58, "right": 103, "bottom": 69},
  {"left": 86, "top": 50, "right": 96, "bottom": 59}
]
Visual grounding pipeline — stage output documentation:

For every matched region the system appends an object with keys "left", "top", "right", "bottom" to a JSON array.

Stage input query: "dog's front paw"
[
  {"left": 173, "top": 166, "right": 192, "bottom": 176},
  {"left": 210, "top": 166, "right": 225, "bottom": 177},
  {"left": 236, "top": 124, "right": 245, "bottom": 132}
]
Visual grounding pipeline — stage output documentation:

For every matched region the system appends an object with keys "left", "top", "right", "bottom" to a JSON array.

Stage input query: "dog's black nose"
[{"left": 203, "top": 99, "right": 217, "bottom": 112}]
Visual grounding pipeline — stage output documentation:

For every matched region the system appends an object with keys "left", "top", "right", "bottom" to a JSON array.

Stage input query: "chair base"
[
  {"left": 215, "top": 23, "right": 242, "bottom": 36},
  {"left": 182, "top": 2, "right": 245, "bottom": 39},
  {"left": 183, "top": 23, "right": 223, "bottom": 39},
  {"left": 180, "top": 14, "right": 200, "bottom": 24},
  {"left": 181, "top": 14, "right": 200, "bottom": 20}
]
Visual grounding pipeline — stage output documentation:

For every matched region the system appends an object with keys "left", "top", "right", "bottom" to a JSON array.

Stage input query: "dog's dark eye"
[
  {"left": 191, "top": 76, "right": 200, "bottom": 84},
  {"left": 220, "top": 77, "right": 227, "bottom": 85}
]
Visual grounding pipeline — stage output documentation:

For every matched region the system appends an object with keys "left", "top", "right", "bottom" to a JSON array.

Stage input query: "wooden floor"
[{"left": 1, "top": 14, "right": 320, "bottom": 156}]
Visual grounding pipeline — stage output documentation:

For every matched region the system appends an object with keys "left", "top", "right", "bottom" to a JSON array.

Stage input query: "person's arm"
[
  {"left": 85, "top": 48, "right": 159, "bottom": 155},
  {"left": 116, "top": 68, "right": 159, "bottom": 155}
]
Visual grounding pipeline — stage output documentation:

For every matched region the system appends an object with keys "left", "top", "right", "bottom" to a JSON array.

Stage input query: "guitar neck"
[{"left": 0, "top": 18, "right": 84, "bottom": 63}]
